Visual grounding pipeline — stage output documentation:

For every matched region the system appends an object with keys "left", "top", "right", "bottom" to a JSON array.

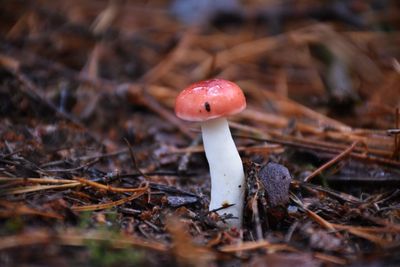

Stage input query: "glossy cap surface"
[{"left": 175, "top": 79, "right": 246, "bottom": 121}]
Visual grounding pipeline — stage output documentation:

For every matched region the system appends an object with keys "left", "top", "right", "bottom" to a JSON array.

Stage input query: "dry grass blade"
[
  {"left": 219, "top": 241, "right": 298, "bottom": 253},
  {"left": 258, "top": 88, "right": 351, "bottom": 131},
  {"left": 313, "top": 252, "right": 347, "bottom": 265},
  {"left": 0, "top": 200, "right": 63, "bottom": 219},
  {"left": 240, "top": 134, "right": 400, "bottom": 168},
  {"left": 2, "top": 183, "right": 81, "bottom": 196},
  {"left": 302, "top": 183, "right": 362, "bottom": 204},
  {"left": 71, "top": 189, "right": 147, "bottom": 212},
  {"left": 290, "top": 193, "right": 336, "bottom": 231},
  {"left": 166, "top": 216, "right": 217, "bottom": 267},
  {"left": 0, "top": 53, "right": 20, "bottom": 71},
  {"left": 0, "top": 177, "right": 78, "bottom": 184},
  {"left": 291, "top": 194, "right": 396, "bottom": 246},
  {"left": 141, "top": 28, "right": 196, "bottom": 84},
  {"left": 169, "top": 143, "right": 282, "bottom": 154},
  {"left": 332, "top": 224, "right": 400, "bottom": 247},
  {"left": 0, "top": 230, "right": 51, "bottom": 250},
  {"left": 59, "top": 229, "right": 168, "bottom": 252},
  {"left": 75, "top": 177, "right": 148, "bottom": 193},
  {"left": 345, "top": 228, "right": 391, "bottom": 247},
  {"left": 193, "top": 34, "right": 286, "bottom": 77},
  {"left": 332, "top": 224, "right": 400, "bottom": 234},
  {"left": 90, "top": 0, "right": 119, "bottom": 34},
  {"left": 304, "top": 141, "right": 359, "bottom": 182},
  {"left": 305, "top": 209, "right": 336, "bottom": 232}
]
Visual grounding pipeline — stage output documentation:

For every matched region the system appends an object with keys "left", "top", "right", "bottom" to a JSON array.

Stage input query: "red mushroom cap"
[{"left": 175, "top": 79, "right": 246, "bottom": 122}]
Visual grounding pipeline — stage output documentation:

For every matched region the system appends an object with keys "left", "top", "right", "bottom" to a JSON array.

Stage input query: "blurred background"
[
  {"left": 1, "top": 1, "right": 400, "bottom": 266},
  {"left": 1, "top": 0, "right": 399, "bottom": 130}
]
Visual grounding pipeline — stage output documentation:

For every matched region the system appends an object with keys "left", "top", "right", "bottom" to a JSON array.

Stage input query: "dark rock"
[{"left": 259, "top": 162, "right": 291, "bottom": 208}]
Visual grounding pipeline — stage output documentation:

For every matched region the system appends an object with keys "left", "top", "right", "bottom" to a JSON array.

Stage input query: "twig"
[
  {"left": 74, "top": 177, "right": 148, "bottom": 193},
  {"left": 236, "top": 134, "right": 400, "bottom": 168},
  {"left": 71, "top": 190, "right": 147, "bottom": 211},
  {"left": 219, "top": 241, "right": 297, "bottom": 253},
  {"left": 124, "top": 138, "right": 149, "bottom": 179},
  {"left": 0, "top": 201, "right": 63, "bottom": 219},
  {"left": 43, "top": 158, "right": 100, "bottom": 173},
  {"left": 304, "top": 141, "right": 359, "bottom": 182},
  {"left": 0, "top": 177, "right": 77, "bottom": 184},
  {"left": 2, "top": 183, "right": 81, "bottom": 195},
  {"left": 290, "top": 193, "right": 336, "bottom": 231},
  {"left": 39, "top": 148, "right": 130, "bottom": 168},
  {"left": 291, "top": 194, "right": 395, "bottom": 246},
  {"left": 313, "top": 253, "right": 347, "bottom": 265},
  {"left": 301, "top": 183, "right": 361, "bottom": 204}
]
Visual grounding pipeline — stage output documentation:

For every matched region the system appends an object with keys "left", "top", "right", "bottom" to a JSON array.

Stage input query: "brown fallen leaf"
[{"left": 166, "top": 216, "right": 217, "bottom": 267}]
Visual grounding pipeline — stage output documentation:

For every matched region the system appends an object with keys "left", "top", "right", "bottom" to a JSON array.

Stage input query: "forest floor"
[{"left": 0, "top": 1, "right": 400, "bottom": 266}]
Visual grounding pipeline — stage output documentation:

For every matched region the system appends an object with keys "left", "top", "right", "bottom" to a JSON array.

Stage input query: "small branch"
[
  {"left": 304, "top": 141, "right": 359, "bottom": 182},
  {"left": 74, "top": 177, "right": 148, "bottom": 193},
  {"left": 0, "top": 177, "right": 77, "bottom": 184},
  {"left": 71, "top": 190, "right": 147, "bottom": 212},
  {"left": 237, "top": 134, "right": 400, "bottom": 168},
  {"left": 2, "top": 183, "right": 81, "bottom": 196}
]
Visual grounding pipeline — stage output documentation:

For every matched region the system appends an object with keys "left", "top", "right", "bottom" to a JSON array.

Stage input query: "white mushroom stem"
[{"left": 201, "top": 117, "right": 245, "bottom": 228}]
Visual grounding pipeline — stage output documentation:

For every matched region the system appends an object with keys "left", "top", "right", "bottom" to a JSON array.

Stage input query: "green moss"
[
  {"left": 78, "top": 211, "right": 93, "bottom": 229},
  {"left": 86, "top": 239, "right": 144, "bottom": 267},
  {"left": 1, "top": 217, "right": 25, "bottom": 234}
]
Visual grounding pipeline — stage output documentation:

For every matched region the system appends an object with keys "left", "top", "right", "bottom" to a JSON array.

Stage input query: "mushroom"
[{"left": 175, "top": 79, "right": 246, "bottom": 227}]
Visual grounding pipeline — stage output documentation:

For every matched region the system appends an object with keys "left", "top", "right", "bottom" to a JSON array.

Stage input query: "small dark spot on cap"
[
  {"left": 238, "top": 185, "right": 242, "bottom": 188},
  {"left": 222, "top": 201, "right": 230, "bottom": 207},
  {"left": 204, "top": 102, "right": 211, "bottom": 112}
]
